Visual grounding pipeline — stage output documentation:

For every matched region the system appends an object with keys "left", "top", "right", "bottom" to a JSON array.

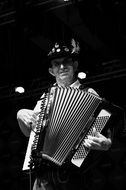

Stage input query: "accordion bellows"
[{"left": 23, "top": 87, "right": 111, "bottom": 170}]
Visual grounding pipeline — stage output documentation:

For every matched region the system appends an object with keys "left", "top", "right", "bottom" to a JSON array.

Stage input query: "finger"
[
  {"left": 92, "top": 127, "right": 96, "bottom": 135},
  {"left": 33, "top": 113, "right": 38, "bottom": 120},
  {"left": 92, "top": 127, "right": 101, "bottom": 138},
  {"left": 30, "top": 117, "right": 37, "bottom": 123},
  {"left": 87, "top": 135, "right": 103, "bottom": 143},
  {"left": 84, "top": 138, "right": 100, "bottom": 149},
  {"left": 83, "top": 139, "right": 92, "bottom": 148}
]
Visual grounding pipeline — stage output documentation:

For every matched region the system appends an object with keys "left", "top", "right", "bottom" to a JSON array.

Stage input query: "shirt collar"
[
  {"left": 70, "top": 80, "right": 81, "bottom": 88},
  {"left": 53, "top": 79, "right": 81, "bottom": 88}
]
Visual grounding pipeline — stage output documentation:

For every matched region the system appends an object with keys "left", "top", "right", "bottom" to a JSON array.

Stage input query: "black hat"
[{"left": 47, "top": 38, "right": 80, "bottom": 63}]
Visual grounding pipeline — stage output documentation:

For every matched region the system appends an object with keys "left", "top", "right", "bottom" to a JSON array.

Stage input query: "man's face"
[{"left": 49, "top": 57, "right": 77, "bottom": 85}]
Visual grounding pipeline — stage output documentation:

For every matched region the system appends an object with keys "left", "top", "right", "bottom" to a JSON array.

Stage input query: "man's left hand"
[{"left": 84, "top": 128, "right": 112, "bottom": 151}]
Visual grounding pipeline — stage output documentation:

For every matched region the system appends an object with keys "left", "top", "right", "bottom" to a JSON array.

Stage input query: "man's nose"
[{"left": 60, "top": 64, "right": 65, "bottom": 69}]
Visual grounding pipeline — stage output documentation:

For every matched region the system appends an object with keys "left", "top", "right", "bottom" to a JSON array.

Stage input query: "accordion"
[{"left": 22, "top": 86, "right": 116, "bottom": 171}]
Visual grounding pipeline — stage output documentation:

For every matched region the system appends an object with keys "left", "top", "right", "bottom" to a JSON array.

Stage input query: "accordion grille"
[{"left": 42, "top": 87, "right": 102, "bottom": 166}]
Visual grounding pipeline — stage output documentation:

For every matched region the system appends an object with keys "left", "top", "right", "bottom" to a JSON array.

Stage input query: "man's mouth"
[
  {"left": 60, "top": 70, "right": 68, "bottom": 74},
  {"left": 60, "top": 72, "right": 68, "bottom": 76}
]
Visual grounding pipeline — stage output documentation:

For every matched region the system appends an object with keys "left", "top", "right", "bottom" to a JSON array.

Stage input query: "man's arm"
[{"left": 17, "top": 109, "right": 37, "bottom": 137}]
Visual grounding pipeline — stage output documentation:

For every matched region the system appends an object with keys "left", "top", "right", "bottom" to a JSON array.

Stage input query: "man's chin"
[{"left": 60, "top": 75, "right": 69, "bottom": 80}]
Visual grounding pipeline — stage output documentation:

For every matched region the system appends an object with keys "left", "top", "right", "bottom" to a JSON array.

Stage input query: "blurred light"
[
  {"left": 78, "top": 72, "right": 86, "bottom": 79},
  {"left": 15, "top": 86, "right": 25, "bottom": 93}
]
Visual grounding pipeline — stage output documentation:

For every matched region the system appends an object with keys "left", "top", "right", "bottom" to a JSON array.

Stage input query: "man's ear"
[
  {"left": 73, "top": 61, "right": 78, "bottom": 71},
  {"left": 48, "top": 68, "right": 55, "bottom": 76}
]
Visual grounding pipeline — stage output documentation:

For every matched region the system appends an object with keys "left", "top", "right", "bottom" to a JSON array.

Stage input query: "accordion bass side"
[{"left": 22, "top": 87, "right": 114, "bottom": 171}]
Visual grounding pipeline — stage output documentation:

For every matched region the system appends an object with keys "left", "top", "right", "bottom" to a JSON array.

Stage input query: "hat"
[{"left": 47, "top": 38, "right": 80, "bottom": 63}]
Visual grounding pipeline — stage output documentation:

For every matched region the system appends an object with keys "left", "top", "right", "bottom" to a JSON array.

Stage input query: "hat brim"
[{"left": 47, "top": 52, "right": 79, "bottom": 66}]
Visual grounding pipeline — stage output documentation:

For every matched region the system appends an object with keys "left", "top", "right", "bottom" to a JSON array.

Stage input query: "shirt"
[{"left": 34, "top": 80, "right": 98, "bottom": 113}]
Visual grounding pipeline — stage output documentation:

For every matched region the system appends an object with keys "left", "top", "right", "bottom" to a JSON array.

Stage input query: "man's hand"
[
  {"left": 84, "top": 128, "right": 112, "bottom": 151},
  {"left": 17, "top": 109, "right": 38, "bottom": 129}
]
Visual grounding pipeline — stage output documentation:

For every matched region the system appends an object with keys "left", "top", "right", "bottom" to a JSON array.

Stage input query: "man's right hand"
[{"left": 17, "top": 109, "right": 38, "bottom": 136}]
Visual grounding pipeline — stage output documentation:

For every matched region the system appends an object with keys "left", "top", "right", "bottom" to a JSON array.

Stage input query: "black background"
[{"left": 0, "top": 1, "right": 126, "bottom": 190}]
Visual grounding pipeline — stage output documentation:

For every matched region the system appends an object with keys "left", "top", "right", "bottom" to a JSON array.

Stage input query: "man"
[{"left": 17, "top": 39, "right": 112, "bottom": 190}]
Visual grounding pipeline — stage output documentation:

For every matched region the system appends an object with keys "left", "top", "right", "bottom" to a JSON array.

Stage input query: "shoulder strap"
[{"left": 79, "top": 84, "right": 89, "bottom": 92}]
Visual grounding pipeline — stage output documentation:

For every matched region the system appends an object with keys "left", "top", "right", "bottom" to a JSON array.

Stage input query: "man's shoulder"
[
  {"left": 79, "top": 84, "right": 99, "bottom": 96},
  {"left": 87, "top": 88, "right": 99, "bottom": 96}
]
